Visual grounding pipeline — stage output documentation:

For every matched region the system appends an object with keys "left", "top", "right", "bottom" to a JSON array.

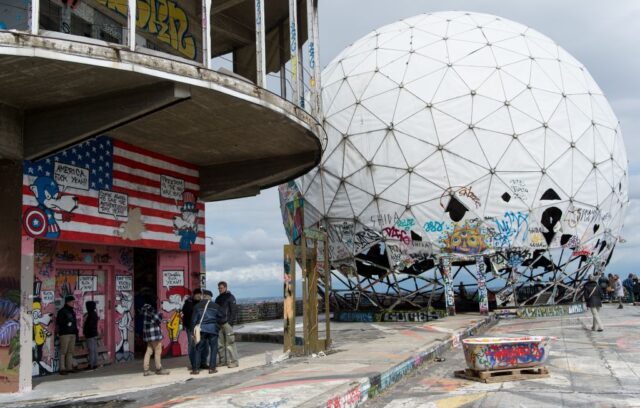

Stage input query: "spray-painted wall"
[{"left": 32, "top": 241, "right": 134, "bottom": 376}]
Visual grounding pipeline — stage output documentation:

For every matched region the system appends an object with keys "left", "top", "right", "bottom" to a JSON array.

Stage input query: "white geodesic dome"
[{"left": 283, "top": 11, "right": 628, "bottom": 280}]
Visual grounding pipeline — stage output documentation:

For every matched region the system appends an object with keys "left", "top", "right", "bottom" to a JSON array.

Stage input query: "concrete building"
[{"left": 0, "top": 0, "right": 322, "bottom": 393}]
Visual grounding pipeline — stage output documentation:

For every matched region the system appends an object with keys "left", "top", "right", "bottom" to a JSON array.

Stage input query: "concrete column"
[
  {"left": 0, "top": 159, "right": 27, "bottom": 393},
  {"left": 440, "top": 257, "right": 455, "bottom": 316},
  {"left": 0, "top": 104, "right": 23, "bottom": 159},
  {"left": 475, "top": 255, "right": 489, "bottom": 315}
]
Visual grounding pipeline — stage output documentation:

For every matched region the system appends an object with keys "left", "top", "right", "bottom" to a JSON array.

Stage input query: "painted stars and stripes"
[{"left": 22, "top": 135, "right": 205, "bottom": 251}]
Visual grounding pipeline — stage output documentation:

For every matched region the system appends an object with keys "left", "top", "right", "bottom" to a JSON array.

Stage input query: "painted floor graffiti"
[{"left": 364, "top": 305, "right": 640, "bottom": 408}]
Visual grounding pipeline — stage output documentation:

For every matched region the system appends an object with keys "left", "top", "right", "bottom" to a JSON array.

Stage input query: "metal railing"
[{"left": 0, "top": 0, "right": 322, "bottom": 120}]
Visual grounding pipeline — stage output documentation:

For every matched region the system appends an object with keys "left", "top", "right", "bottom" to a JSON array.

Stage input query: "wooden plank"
[{"left": 455, "top": 366, "right": 549, "bottom": 384}]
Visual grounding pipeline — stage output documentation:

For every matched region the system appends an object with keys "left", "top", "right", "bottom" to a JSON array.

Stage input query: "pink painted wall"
[{"left": 32, "top": 241, "right": 134, "bottom": 376}]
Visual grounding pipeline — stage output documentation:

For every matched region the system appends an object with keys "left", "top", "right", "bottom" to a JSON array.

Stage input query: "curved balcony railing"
[{"left": 0, "top": 0, "right": 322, "bottom": 122}]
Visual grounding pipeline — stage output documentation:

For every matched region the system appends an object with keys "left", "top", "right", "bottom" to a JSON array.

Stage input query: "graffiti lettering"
[
  {"left": 441, "top": 186, "right": 482, "bottom": 209},
  {"left": 423, "top": 220, "right": 444, "bottom": 232},
  {"left": 395, "top": 218, "right": 415, "bottom": 231},
  {"left": 493, "top": 211, "right": 529, "bottom": 247},
  {"left": 516, "top": 303, "right": 585, "bottom": 319},
  {"left": 382, "top": 311, "right": 431, "bottom": 322},
  {"left": 97, "top": 0, "right": 197, "bottom": 59},
  {"left": 370, "top": 212, "right": 400, "bottom": 228},
  {"left": 353, "top": 227, "right": 380, "bottom": 254},
  {"left": 383, "top": 226, "right": 411, "bottom": 245},
  {"left": 565, "top": 206, "right": 611, "bottom": 228},
  {"left": 509, "top": 179, "right": 529, "bottom": 201}
]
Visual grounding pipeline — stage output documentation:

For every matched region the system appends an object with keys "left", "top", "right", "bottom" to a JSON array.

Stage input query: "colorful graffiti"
[
  {"left": 279, "top": 182, "right": 304, "bottom": 246},
  {"left": 475, "top": 256, "right": 488, "bottom": 315},
  {"left": 23, "top": 136, "right": 204, "bottom": 252},
  {"left": 516, "top": 303, "right": 585, "bottom": 319},
  {"left": 32, "top": 242, "right": 135, "bottom": 376},
  {"left": 115, "top": 291, "right": 134, "bottom": 361},
  {"left": 464, "top": 339, "right": 547, "bottom": 370},
  {"left": 440, "top": 258, "right": 455, "bottom": 316},
  {"left": 492, "top": 211, "right": 529, "bottom": 248},
  {"left": 382, "top": 226, "right": 411, "bottom": 245},
  {"left": 0, "top": 279, "right": 20, "bottom": 391},
  {"left": 97, "top": 0, "right": 197, "bottom": 59},
  {"left": 443, "top": 221, "right": 488, "bottom": 254},
  {"left": 161, "top": 284, "right": 189, "bottom": 357}
]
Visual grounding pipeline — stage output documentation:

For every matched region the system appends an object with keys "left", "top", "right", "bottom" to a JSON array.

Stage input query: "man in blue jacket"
[{"left": 191, "top": 290, "right": 223, "bottom": 374}]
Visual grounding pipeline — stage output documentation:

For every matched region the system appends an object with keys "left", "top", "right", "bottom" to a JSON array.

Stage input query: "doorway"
[{"left": 133, "top": 248, "right": 157, "bottom": 358}]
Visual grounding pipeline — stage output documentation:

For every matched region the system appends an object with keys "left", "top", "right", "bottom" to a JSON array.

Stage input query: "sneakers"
[
  {"left": 209, "top": 368, "right": 218, "bottom": 374},
  {"left": 597, "top": 329, "right": 604, "bottom": 332},
  {"left": 156, "top": 368, "right": 170, "bottom": 375},
  {"left": 190, "top": 370, "right": 200, "bottom": 375},
  {"left": 227, "top": 362, "right": 239, "bottom": 368},
  {"left": 143, "top": 370, "right": 152, "bottom": 376},
  {"left": 59, "top": 371, "right": 68, "bottom": 376},
  {"left": 618, "top": 305, "right": 624, "bottom": 309}
]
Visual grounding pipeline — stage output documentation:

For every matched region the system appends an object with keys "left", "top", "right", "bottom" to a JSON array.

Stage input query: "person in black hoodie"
[
  {"left": 584, "top": 274, "right": 604, "bottom": 332},
  {"left": 83, "top": 301, "right": 99, "bottom": 370},
  {"left": 56, "top": 295, "right": 78, "bottom": 375},
  {"left": 182, "top": 288, "right": 207, "bottom": 369},
  {"left": 215, "top": 281, "right": 239, "bottom": 368}
]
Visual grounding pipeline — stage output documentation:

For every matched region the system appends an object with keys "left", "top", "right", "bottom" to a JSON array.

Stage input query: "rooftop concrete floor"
[
  {"left": 0, "top": 314, "right": 490, "bottom": 407},
  {"left": 365, "top": 304, "right": 640, "bottom": 408}
]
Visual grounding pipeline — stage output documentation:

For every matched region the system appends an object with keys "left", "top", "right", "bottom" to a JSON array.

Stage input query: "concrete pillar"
[
  {"left": 440, "top": 257, "right": 455, "bottom": 316},
  {"left": 0, "top": 159, "right": 27, "bottom": 393},
  {"left": 475, "top": 255, "right": 489, "bottom": 315},
  {"left": 0, "top": 104, "right": 23, "bottom": 159}
]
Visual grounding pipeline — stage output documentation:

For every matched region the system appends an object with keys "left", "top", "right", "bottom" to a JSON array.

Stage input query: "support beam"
[
  {"left": 440, "top": 257, "right": 456, "bottom": 316},
  {"left": 29, "top": 0, "right": 40, "bottom": 35},
  {"left": 307, "top": 0, "right": 321, "bottom": 118},
  {"left": 475, "top": 255, "right": 489, "bottom": 315},
  {"left": 199, "top": 151, "right": 317, "bottom": 201},
  {"left": 127, "top": 0, "right": 136, "bottom": 51},
  {"left": 24, "top": 83, "right": 191, "bottom": 160},
  {"left": 212, "top": 0, "right": 246, "bottom": 15}
]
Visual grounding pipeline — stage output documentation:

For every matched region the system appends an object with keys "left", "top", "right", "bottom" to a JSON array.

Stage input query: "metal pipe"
[
  {"left": 255, "top": 0, "right": 267, "bottom": 87},
  {"left": 128, "top": 0, "right": 136, "bottom": 51},
  {"left": 288, "top": 0, "right": 300, "bottom": 106},
  {"left": 202, "top": 0, "right": 212, "bottom": 68},
  {"left": 29, "top": 0, "right": 40, "bottom": 35}
]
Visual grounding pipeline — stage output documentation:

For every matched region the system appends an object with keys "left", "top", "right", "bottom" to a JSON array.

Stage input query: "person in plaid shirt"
[{"left": 141, "top": 303, "right": 170, "bottom": 376}]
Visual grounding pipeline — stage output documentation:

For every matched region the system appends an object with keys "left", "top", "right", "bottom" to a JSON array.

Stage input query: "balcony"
[{"left": 0, "top": 0, "right": 323, "bottom": 201}]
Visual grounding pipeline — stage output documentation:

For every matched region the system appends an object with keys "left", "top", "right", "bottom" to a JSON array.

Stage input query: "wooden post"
[
  {"left": 475, "top": 255, "right": 489, "bottom": 315},
  {"left": 255, "top": 0, "right": 267, "bottom": 87},
  {"left": 283, "top": 245, "right": 296, "bottom": 353},
  {"left": 440, "top": 257, "right": 456, "bottom": 316},
  {"left": 324, "top": 234, "right": 331, "bottom": 348}
]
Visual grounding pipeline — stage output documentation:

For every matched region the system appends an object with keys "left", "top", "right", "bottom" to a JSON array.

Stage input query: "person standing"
[
  {"left": 141, "top": 303, "right": 170, "bottom": 376},
  {"left": 56, "top": 295, "right": 78, "bottom": 375},
  {"left": 191, "top": 290, "right": 223, "bottom": 375},
  {"left": 584, "top": 274, "right": 604, "bottom": 331},
  {"left": 182, "top": 288, "right": 208, "bottom": 370},
  {"left": 614, "top": 275, "right": 624, "bottom": 309},
  {"left": 83, "top": 300, "right": 99, "bottom": 370},
  {"left": 215, "top": 281, "right": 239, "bottom": 368},
  {"left": 623, "top": 274, "right": 635, "bottom": 302}
]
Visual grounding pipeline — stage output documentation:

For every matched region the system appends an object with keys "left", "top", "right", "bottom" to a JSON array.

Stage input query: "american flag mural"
[{"left": 22, "top": 136, "right": 205, "bottom": 252}]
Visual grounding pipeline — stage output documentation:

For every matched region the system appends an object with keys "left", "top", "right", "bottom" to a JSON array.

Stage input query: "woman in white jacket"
[{"left": 614, "top": 275, "right": 625, "bottom": 309}]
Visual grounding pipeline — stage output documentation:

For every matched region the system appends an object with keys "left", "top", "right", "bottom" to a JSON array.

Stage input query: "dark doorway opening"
[{"left": 133, "top": 248, "right": 157, "bottom": 358}]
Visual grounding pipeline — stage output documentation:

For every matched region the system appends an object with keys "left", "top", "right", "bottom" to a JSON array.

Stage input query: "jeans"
[
  {"left": 218, "top": 323, "right": 239, "bottom": 365},
  {"left": 59, "top": 334, "right": 76, "bottom": 372},
  {"left": 143, "top": 340, "right": 163, "bottom": 371},
  {"left": 187, "top": 329, "right": 209, "bottom": 368},
  {"left": 86, "top": 337, "right": 98, "bottom": 368},
  {"left": 194, "top": 332, "right": 218, "bottom": 370}
]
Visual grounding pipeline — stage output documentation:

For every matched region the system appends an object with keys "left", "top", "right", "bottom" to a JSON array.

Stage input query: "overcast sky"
[{"left": 205, "top": 0, "right": 640, "bottom": 299}]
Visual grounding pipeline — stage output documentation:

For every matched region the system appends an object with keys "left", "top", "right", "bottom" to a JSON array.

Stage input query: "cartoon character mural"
[
  {"left": 0, "top": 279, "right": 20, "bottom": 391},
  {"left": 161, "top": 286, "right": 189, "bottom": 357},
  {"left": 32, "top": 298, "right": 54, "bottom": 375},
  {"left": 173, "top": 191, "right": 199, "bottom": 251},
  {"left": 115, "top": 291, "right": 134, "bottom": 361},
  {"left": 23, "top": 176, "right": 78, "bottom": 239}
]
